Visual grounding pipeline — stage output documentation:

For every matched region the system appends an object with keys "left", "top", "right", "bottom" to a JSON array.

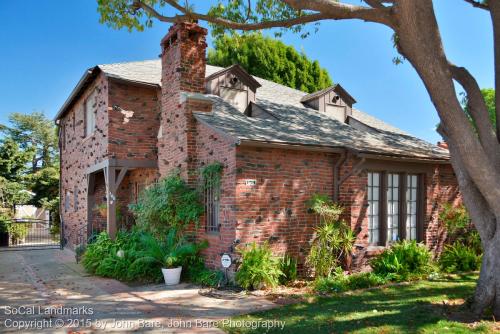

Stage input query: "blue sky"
[{"left": 0, "top": 1, "right": 493, "bottom": 143}]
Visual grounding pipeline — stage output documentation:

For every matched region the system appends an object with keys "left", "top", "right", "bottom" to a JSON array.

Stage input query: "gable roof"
[
  {"left": 301, "top": 84, "right": 357, "bottom": 106},
  {"left": 205, "top": 64, "right": 262, "bottom": 91},
  {"left": 56, "top": 59, "right": 449, "bottom": 161}
]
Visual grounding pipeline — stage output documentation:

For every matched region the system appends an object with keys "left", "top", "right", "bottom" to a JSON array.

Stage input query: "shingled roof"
[{"left": 57, "top": 59, "right": 449, "bottom": 161}]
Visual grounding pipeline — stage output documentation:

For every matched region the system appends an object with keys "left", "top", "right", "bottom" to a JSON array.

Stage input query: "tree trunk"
[
  {"left": 473, "top": 230, "right": 500, "bottom": 318},
  {"left": 490, "top": 0, "right": 500, "bottom": 139},
  {"left": 393, "top": 0, "right": 500, "bottom": 317}
]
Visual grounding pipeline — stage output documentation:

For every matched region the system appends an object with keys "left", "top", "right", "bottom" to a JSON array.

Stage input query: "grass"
[{"left": 223, "top": 274, "right": 498, "bottom": 334}]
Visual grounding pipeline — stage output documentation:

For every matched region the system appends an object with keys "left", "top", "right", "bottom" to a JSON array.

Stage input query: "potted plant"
[{"left": 134, "top": 228, "right": 207, "bottom": 285}]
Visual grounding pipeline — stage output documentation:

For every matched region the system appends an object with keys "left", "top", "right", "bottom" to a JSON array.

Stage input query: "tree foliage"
[
  {"left": 462, "top": 88, "right": 496, "bottom": 132},
  {"left": 0, "top": 111, "right": 59, "bottom": 207},
  {"left": 1, "top": 112, "right": 58, "bottom": 173},
  {"left": 208, "top": 33, "right": 332, "bottom": 93}
]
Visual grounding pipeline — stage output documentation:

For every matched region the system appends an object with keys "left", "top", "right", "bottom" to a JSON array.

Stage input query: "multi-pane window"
[
  {"left": 387, "top": 173, "right": 400, "bottom": 242},
  {"left": 205, "top": 180, "right": 220, "bottom": 233},
  {"left": 84, "top": 90, "right": 97, "bottom": 137},
  {"left": 406, "top": 174, "right": 419, "bottom": 240},
  {"left": 367, "top": 172, "right": 421, "bottom": 245},
  {"left": 367, "top": 172, "right": 380, "bottom": 244}
]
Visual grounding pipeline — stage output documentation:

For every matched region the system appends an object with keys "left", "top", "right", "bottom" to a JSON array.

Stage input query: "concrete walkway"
[{"left": 0, "top": 249, "right": 277, "bottom": 333}]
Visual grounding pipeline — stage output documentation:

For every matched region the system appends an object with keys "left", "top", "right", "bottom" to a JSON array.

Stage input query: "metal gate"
[{"left": 0, "top": 218, "right": 62, "bottom": 250}]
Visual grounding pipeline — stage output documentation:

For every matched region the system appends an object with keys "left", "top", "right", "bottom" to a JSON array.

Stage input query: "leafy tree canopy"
[
  {"left": 462, "top": 88, "right": 496, "bottom": 132},
  {"left": 0, "top": 138, "right": 30, "bottom": 182},
  {"left": 1, "top": 112, "right": 58, "bottom": 173},
  {"left": 0, "top": 111, "right": 59, "bottom": 207},
  {"left": 208, "top": 33, "right": 332, "bottom": 93}
]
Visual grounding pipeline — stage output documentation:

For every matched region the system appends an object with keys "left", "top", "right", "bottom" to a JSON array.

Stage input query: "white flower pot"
[{"left": 162, "top": 266, "right": 182, "bottom": 285}]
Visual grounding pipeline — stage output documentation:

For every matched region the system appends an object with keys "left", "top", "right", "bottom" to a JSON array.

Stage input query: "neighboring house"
[{"left": 56, "top": 22, "right": 460, "bottom": 271}]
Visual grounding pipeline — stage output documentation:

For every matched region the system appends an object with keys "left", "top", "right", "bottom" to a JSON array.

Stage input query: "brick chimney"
[
  {"left": 437, "top": 141, "right": 449, "bottom": 149},
  {"left": 157, "top": 22, "right": 208, "bottom": 181}
]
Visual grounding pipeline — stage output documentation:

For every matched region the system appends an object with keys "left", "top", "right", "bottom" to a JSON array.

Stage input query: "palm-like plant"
[{"left": 133, "top": 229, "right": 207, "bottom": 269}]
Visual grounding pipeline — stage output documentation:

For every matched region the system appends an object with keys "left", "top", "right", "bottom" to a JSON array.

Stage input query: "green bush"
[
  {"left": 0, "top": 212, "right": 9, "bottom": 233},
  {"left": 307, "top": 195, "right": 355, "bottom": 277},
  {"left": 184, "top": 262, "right": 224, "bottom": 287},
  {"left": 279, "top": 254, "right": 298, "bottom": 285},
  {"left": 439, "top": 203, "right": 482, "bottom": 254},
  {"left": 235, "top": 242, "right": 283, "bottom": 290},
  {"left": 371, "top": 240, "right": 434, "bottom": 282},
  {"left": 314, "top": 271, "right": 387, "bottom": 294},
  {"left": 132, "top": 228, "right": 208, "bottom": 269},
  {"left": 8, "top": 223, "right": 30, "bottom": 242},
  {"left": 128, "top": 173, "right": 204, "bottom": 236},
  {"left": 82, "top": 229, "right": 163, "bottom": 283},
  {"left": 439, "top": 242, "right": 482, "bottom": 273}
]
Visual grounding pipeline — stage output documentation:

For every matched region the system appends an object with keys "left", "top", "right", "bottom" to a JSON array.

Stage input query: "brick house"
[{"left": 55, "top": 22, "right": 460, "bottom": 271}]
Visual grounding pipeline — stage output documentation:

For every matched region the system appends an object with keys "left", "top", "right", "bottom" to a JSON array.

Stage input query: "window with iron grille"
[{"left": 204, "top": 178, "right": 220, "bottom": 233}]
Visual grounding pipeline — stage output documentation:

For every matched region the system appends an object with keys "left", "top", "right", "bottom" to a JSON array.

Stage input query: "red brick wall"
[
  {"left": 424, "top": 164, "right": 461, "bottom": 255},
  {"left": 157, "top": 22, "right": 208, "bottom": 181},
  {"left": 190, "top": 124, "right": 237, "bottom": 268},
  {"left": 108, "top": 80, "right": 160, "bottom": 161},
  {"left": 60, "top": 74, "right": 162, "bottom": 247},
  {"left": 232, "top": 146, "right": 336, "bottom": 272},
  {"left": 60, "top": 74, "right": 109, "bottom": 247},
  {"left": 201, "top": 147, "right": 461, "bottom": 273}
]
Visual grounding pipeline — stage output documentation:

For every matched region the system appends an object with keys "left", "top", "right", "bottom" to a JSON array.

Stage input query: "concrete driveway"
[{"left": 0, "top": 249, "right": 277, "bottom": 333}]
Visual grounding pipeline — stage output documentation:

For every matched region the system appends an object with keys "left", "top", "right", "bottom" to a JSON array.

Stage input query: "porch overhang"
[{"left": 86, "top": 158, "right": 157, "bottom": 239}]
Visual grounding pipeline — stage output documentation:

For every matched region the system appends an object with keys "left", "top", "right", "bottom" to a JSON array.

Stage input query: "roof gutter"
[
  {"left": 357, "top": 152, "right": 449, "bottom": 164},
  {"left": 238, "top": 139, "right": 345, "bottom": 153},
  {"left": 53, "top": 66, "right": 101, "bottom": 122}
]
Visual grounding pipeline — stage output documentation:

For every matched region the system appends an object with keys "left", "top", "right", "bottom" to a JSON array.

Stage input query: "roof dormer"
[
  {"left": 205, "top": 64, "right": 261, "bottom": 113},
  {"left": 301, "top": 84, "right": 356, "bottom": 122}
]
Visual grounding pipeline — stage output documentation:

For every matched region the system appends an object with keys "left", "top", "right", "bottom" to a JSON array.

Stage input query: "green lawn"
[{"left": 223, "top": 274, "right": 497, "bottom": 334}]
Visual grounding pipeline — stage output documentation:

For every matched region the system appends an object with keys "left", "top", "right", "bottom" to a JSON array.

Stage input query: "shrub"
[
  {"left": 314, "top": 271, "right": 386, "bottom": 294},
  {"left": 439, "top": 203, "right": 481, "bottom": 253},
  {"left": 132, "top": 228, "right": 208, "bottom": 269},
  {"left": 307, "top": 221, "right": 356, "bottom": 277},
  {"left": 371, "top": 240, "right": 433, "bottom": 281},
  {"left": 184, "top": 262, "right": 224, "bottom": 287},
  {"left": 279, "top": 254, "right": 298, "bottom": 285},
  {"left": 8, "top": 223, "right": 30, "bottom": 243},
  {"left": 128, "top": 173, "right": 204, "bottom": 236},
  {"left": 439, "top": 242, "right": 482, "bottom": 273},
  {"left": 235, "top": 242, "right": 283, "bottom": 290},
  {"left": 82, "top": 229, "right": 164, "bottom": 283},
  {"left": 307, "top": 195, "right": 355, "bottom": 277}
]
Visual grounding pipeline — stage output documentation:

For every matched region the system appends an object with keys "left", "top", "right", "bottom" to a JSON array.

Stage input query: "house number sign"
[
  {"left": 221, "top": 253, "right": 232, "bottom": 268},
  {"left": 245, "top": 179, "right": 257, "bottom": 186}
]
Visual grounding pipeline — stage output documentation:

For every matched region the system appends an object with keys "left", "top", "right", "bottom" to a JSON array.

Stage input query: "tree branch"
[
  {"left": 449, "top": 63, "right": 500, "bottom": 167},
  {"left": 438, "top": 125, "right": 496, "bottom": 244},
  {"left": 133, "top": 0, "right": 395, "bottom": 30},
  {"left": 462, "top": 0, "right": 489, "bottom": 11}
]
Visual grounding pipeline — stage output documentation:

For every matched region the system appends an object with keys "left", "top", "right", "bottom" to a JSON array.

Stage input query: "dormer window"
[
  {"left": 301, "top": 84, "right": 356, "bottom": 122},
  {"left": 206, "top": 64, "right": 261, "bottom": 113}
]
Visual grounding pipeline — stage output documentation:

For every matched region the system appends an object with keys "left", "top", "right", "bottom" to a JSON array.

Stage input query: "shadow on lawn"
[{"left": 226, "top": 276, "right": 494, "bottom": 334}]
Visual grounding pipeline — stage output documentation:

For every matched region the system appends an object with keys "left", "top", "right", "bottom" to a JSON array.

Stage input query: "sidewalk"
[{"left": 0, "top": 248, "right": 277, "bottom": 333}]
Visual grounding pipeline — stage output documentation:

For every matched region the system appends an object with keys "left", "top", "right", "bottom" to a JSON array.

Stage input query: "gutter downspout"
[
  {"left": 55, "top": 119, "right": 64, "bottom": 249},
  {"left": 333, "top": 150, "right": 347, "bottom": 202}
]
